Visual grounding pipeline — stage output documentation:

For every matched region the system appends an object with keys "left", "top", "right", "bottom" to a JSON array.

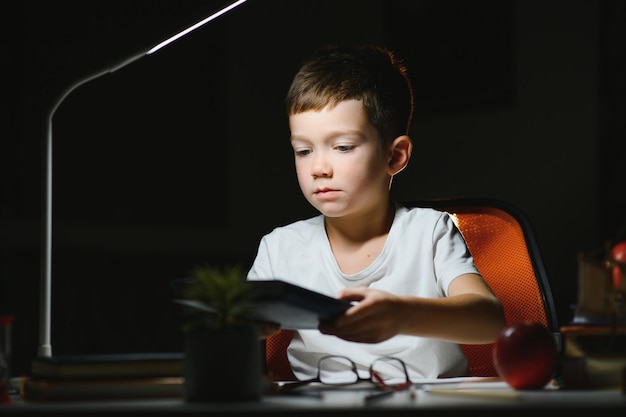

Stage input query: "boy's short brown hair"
[{"left": 285, "top": 44, "right": 414, "bottom": 145}]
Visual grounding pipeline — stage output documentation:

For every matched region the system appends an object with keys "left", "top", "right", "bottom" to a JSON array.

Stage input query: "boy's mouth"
[{"left": 314, "top": 188, "right": 341, "bottom": 200}]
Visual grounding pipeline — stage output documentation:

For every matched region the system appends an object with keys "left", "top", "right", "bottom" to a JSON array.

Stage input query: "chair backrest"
[
  {"left": 264, "top": 198, "right": 559, "bottom": 380},
  {"left": 408, "top": 198, "right": 560, "bottom": 376}
]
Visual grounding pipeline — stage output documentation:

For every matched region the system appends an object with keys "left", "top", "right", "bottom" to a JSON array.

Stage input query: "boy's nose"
[{"left": 311, "top": 153, "right": 332, "bottom": 178}]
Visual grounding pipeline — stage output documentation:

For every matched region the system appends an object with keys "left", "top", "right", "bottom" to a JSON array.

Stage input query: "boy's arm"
[
  {"left": 318, "top": 274, "right": 506, "bottom": 344},
  {"left": 403, "top": 273, "right": 506, "bottom": 343}
]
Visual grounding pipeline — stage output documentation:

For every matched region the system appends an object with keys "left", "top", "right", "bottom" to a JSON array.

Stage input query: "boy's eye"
[
  {"left": 294, "top": 149, "right": 311, "bottom": 157},
  {"left": 336, "top": 145, "right": 354, "bottom": 152}
]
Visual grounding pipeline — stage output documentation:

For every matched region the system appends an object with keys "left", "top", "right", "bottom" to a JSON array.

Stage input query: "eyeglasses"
[{"left": 278, "top": 355, "right": 412, "bottom": 398}]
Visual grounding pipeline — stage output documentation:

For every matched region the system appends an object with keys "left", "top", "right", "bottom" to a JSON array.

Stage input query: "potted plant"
[{"left": 176, "top": 264, "right": 263, "bottom": 402}]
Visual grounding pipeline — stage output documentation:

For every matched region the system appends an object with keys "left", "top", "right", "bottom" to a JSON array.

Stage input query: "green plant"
[{"left": 177, "top": 264, "right": 252, "bottom": 331}]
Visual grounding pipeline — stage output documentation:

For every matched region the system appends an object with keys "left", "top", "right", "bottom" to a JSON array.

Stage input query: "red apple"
[
  {"left": 611, "top": 241, "right": 626, "bottom": 261},
  {"left": 611, "top": 241, "right": 626, "bottom": 289},
  {"left": 492, "top": 321, "right": 558, "bottom": 390}
]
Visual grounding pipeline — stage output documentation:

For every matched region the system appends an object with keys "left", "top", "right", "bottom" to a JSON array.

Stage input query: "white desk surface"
[{"left": 5, "top": 381, "right": 626, "bottom": 416}]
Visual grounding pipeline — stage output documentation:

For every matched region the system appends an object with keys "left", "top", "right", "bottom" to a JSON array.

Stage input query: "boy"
[{"left": 247, "top": 44, "right": 506, "bottom": 381}]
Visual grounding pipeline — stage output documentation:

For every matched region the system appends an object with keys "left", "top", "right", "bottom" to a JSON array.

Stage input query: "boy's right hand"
[{"left": 318, "top": 287, "right": 404, "bottom": 343}]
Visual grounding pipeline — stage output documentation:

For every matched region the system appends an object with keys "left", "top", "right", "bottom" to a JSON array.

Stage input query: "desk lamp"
[{"left": 39, "top": 0, "right": 249, "bottom": 358}]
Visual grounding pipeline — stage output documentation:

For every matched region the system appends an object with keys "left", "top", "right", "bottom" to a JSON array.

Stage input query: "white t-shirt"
[{"left": 247, "top": 203, "right": 479, "bottom": 381}]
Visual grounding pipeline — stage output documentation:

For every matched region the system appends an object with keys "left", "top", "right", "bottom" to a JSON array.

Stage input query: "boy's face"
[{"left": 289, "top": 99, "right": 393, "bottom": 218}]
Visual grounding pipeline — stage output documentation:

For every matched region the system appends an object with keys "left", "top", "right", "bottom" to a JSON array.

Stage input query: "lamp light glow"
[
  {"left": 39, "top": 0, "right": 249, "bottom": 358},
  {"left": 147, "top": 0, "right": 247, "bottom": 54}
]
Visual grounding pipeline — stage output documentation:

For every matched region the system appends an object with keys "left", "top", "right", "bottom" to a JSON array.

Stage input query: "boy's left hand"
[{"left": 318, "top": 287, "right": 405, "bottom": 343}]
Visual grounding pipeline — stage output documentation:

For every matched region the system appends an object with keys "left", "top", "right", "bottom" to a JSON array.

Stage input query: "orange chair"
[{"left": 264, "top": 198, "right": 560, "bottom": 380}]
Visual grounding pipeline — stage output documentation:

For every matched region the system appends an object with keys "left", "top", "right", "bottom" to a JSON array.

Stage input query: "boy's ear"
[{"left": 387, "top": 135, "right": 413, "bottom": 176}]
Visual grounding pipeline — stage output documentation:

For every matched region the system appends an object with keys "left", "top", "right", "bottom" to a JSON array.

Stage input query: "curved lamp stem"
[{"left": 38, "top": 0, "right": 249, "bottom": 358}]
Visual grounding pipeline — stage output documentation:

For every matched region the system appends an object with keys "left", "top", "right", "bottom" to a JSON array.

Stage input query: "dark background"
[{"left": 1, "top": 0, "right": 625, "bottom": 377}]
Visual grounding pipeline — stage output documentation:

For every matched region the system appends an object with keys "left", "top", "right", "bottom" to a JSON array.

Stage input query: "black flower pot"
[{"left": 183, "top": 324, "right": 262, "bottom": 402}]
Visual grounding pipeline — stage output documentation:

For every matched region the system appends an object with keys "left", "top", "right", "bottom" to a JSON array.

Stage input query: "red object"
[
  {"left": 0, "top": 382, "right": 9, "bottom": 405},
  {"left": 612, "top": 241, "right": 626, "bottom": 262},
  {"left": 0, "top": 315, "right": 13, "bottom": 404},
  {"left": 611, "top": 241, "right": 626, "bottom": 289},
  {"left": 612, "top": 266, "right": 622, "bottom": 289},
  {"left": 492, "top": 321, "right": 558, "bottom": 390}
]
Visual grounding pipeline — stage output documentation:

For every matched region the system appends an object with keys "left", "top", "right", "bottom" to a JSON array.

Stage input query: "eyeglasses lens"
[{"left": 318, "top": 356, "right": 359, "bottom": 385}]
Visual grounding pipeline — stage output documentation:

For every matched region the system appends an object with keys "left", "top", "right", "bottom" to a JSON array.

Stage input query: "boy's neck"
[
  {"left": 324, "top": 200, "right": 396, "bottom": 244},
  {"left": 324, "top": 200, "right": 396, "bottom": 275}
]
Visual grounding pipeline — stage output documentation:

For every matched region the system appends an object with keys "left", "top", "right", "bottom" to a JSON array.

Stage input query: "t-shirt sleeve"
[
  {"left": 247, "top": 235, "right": 272, "bottom": 281},
  {"left": 432, "top": 212, "right": 480, "bottom": 295}
]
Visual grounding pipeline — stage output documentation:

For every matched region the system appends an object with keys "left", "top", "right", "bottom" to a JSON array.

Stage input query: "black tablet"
[{"left": 245, "top": 280, "right": 352, "bottom": 329}]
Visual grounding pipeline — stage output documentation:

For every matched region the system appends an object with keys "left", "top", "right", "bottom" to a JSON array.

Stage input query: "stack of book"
[{"left": 21, "top": 352, "right": 184, "bottom": 402}]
